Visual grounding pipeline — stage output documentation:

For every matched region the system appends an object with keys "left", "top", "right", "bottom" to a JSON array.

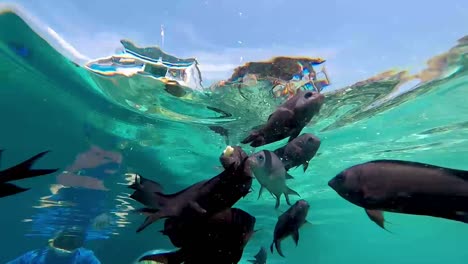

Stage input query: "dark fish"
[
  {"left": 274, "top": 133, "right": 321, "bottom": 172},
  {"left": 0, "top": 150, "right": 58, "bottom": 198},
  {"left": 328, "top": 160, "right": 468, "bottom": 230},
  {"left": 247, "top": 150, "right": 299, "bottom": 208},
  {"left": 241, "top": 90, "right": 324, "bottom": 147},
  {"left": 128, "top": 173, "right": 164, "bottom": 209},
  {"left": 209, "top": 125, "right": 230, "bottom": 145},
  {"left": 140, "top": 207, "right": 256, "bottom": 264},
  {"left": 207, "top": 106, "right": 233, "bottom": 118},
  {"left": 130, "top": 154, "right": 253, "bottom": 233},
  {"left": 219, "top": 145, "right": 249, "bottom": 170},
  {"left": 248, "top": 246, "right": 267, "bottom": 264},
  {"left": 271, "top": 199, "right": 310, "bottom": 257}
]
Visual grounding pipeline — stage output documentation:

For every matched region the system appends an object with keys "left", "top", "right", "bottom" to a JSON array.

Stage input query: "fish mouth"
[
  {"left": 327, "top": 178, "right": 336, "bottom": 190},
  {"left": 243, "top": 158, "right": 256, "bottom": 178},
  {"left": 245, "top": 157, "right": 258, "bottom": 167}
]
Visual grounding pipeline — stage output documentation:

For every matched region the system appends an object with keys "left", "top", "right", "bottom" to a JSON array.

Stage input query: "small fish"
[
  {"left": 219, "top": 145, "right": 249, "bottom": 170},
  {"left": 209, "top": 125, "right": 230, "bottom": 146},
  {"left": 248, "top": 246, "right": 267, "bottom": 264},
  {"left": 0, "top": 150, "right": 58, "bottom": 198},
  {"left": 206, "top": 106, "right": 233, "bottom": 118},
  {"left": 241, "top": 90, "right": 324, "bottom": 147},
  {"left": 130, "top": 152, "right": 253, "bottom": 233},
  {"left": 247, "top": 150, "right": 299, "bottom": 208},
  {"left": 274, "top": 133, "right": 321, "bottom": 172},
  {"left": 328, "top": 160, "right": 468, "bottom": 230},
  {"left": 128, "top": 173, "right": 164, "bottom": 209},
  {"left": 271, "top": 199, "right": 310, "bottom": 257},
  {"left": 140, "top": 208, "right": 256, "bottom": 264}
]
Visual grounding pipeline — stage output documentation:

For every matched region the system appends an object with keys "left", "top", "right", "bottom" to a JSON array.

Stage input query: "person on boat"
[
  {"left": 6, "top": 228, "right": 100, "bottom": 264},
  {"left": 7, "top": 145, "right": 124, "bottom": 264}
]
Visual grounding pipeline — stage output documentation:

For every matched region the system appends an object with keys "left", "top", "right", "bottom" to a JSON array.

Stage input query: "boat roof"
[{"left": 120, "top": 39, "right": 198, "bottom": 69}]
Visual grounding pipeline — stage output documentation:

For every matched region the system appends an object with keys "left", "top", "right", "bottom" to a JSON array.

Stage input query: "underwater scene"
[{"left": 0, "top": 1, "right": 467, "bottom": 263}]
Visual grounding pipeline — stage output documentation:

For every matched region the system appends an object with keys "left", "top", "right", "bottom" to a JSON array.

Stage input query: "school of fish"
[{"left": 3, "top": 89, "right": 468, "bottom": 263}]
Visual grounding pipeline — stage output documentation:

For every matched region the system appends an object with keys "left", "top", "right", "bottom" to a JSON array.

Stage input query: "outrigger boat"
[{"left": 84, "top": 39, "right": 204, "bottom": 92}]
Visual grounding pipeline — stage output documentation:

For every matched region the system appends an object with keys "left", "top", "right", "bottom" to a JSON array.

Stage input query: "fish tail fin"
[
  {"left": 241, "top": 131, "right": 265, "bottom": 147},
  {"left": 286, "top": 186, "right": 300, "bottom": 197},
  {"left": 275, "top": 194, "right": 281, "bottom": 209},
  {"left": 0, "top": 150, "right": 58, "bottom": 182},
  {"left": 138, "top": 249, "right": 184, "bottom": 264},
  {"left": 284, "top": 187, "right": 300, "bottom": 206},
  {"left": 135, "top": 209, "right": 167, "bottom": 233},
  {"left": 0, "top": 183, "right": 29, "bottom": 198},
  {"left": 275, "top": 240, "right": 285, "bottom": 257},
  {"left": 241, "top": 132, "right": 257, "bottom": 144}
]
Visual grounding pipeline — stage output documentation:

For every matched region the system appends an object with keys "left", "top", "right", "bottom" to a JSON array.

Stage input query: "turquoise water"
[{"left": 1, "top": 5, "right": 468, "bottom": 264}]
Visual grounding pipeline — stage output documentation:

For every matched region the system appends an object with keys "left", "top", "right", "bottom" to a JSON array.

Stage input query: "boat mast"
[{"left": 160, "top": 24, "right": 165, "bottom": 49}]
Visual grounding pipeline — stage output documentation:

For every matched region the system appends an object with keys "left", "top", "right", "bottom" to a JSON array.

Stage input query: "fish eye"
[
  {"left": 304, "top": 92, "right": 313, "bottom": 99},
  {"left": 257, "top": 155, "right": 264, "bottom": 161},
  {"left": 307, "top": 137, "right": 314, "bottom": 142}
]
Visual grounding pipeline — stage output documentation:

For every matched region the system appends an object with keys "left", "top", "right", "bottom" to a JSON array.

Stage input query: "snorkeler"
[
  {"left": 8, "top": 145, "right": 123, "bottom": 263},
  {"left": 6, "top": 228, "right": 101, "bottom": 263}
]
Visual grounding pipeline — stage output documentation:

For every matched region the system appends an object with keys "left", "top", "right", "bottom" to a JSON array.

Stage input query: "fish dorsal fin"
[
  {"left": 266, "top": 113, "right": 274, "bottom": 121},
  {"left": 369, "top": 159, "right": 468, "bottom": 181}
]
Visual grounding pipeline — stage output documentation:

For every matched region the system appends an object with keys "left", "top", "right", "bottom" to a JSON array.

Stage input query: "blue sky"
[{"left": 6, "top": 0, "right": 468, "bottom": 88}]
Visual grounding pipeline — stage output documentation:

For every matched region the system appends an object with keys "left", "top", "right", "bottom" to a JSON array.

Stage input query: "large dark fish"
[
  {"left": 130, "top": 155, "right": 253, "bottom": 233},
  {"left": 219, "top": 145, "right": 249, "bottom": 170},
  {"left": 241, "top": 90, "right": 324, "bottom": 147},
  {"left": 247, "top": 150, "right": 299, "bottom": 209},
  {"left": 271, "top": 199, "right": 310, "bottom": 257},
  {"left": 274, "top": 133, "right": 321, "bottom": 172},
  {"left": 139, "top": 207, "right": 256, "bottom": 264},
  {"left": 328, "top": 160, "right": 468, "bottom": 230},
  {"left": 128, "top": 173, "right": 164, "bottom": 209},
  {"left": 248, "top": 246, "right": 267, "bottom": 264},
  {"left": 0, "top": 150, "right": 58, "bottom": 198}
]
